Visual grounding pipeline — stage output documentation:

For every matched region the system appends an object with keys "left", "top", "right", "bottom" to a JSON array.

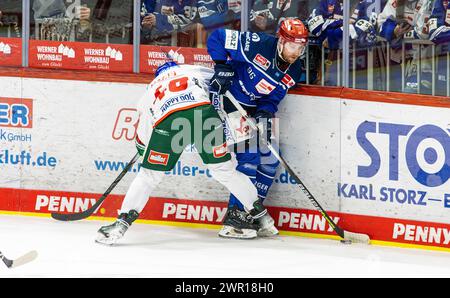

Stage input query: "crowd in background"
[{"left": 0, "top": 0, "right": 449, "bottom": 96}]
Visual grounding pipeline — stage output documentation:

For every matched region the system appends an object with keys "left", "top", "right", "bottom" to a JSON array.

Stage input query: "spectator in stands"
[
  {"left": 87, "top": 0, "right": 133, "bottom": 44},
  {"left": 427, "top": 0, "right": 450, "bottom": 95},
  {"left": 0, "top": 1, "right": 22, "bottom": 38},
  {"left": 377, "top": 0, "right": 433, "bottom": 94},
  {"left": 140, "top": 0, "right": 196, "bottom": 46},
  {"left": 226, "top": 0, "right": 242, "bottom": 30},
  {"left": 307, "top": 0, "right": 345, "bottom": 86},
  {"left": 250, "top": 0, "right": 310, "bottom": 34},
  {"left": 306, "top": 0, "right": 378, "bottom": 86},
  {"left": 31, "top": 0, "right": 91, "bottom": 41},
  {"left": 140, "top": 0, "right": 237, "bottom": 47}
]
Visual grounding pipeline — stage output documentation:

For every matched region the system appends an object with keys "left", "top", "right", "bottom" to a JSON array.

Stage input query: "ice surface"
[{"left": 1, "top": 214, "right": 450, "bottom": 278}]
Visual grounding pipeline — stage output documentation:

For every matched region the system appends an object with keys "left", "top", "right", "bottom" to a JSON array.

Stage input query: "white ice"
[{"left": 1, "top": 214, "right": 450, "bottom": 278}]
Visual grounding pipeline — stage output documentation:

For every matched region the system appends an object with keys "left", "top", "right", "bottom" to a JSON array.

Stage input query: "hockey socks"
[{"left": 255, "top": 164, "right": 277, "bottom": 203}]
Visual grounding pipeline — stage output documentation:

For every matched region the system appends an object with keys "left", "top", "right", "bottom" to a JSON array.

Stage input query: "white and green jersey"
[{"left": 136, "top": 64, "right": 214, "bottom": 145}]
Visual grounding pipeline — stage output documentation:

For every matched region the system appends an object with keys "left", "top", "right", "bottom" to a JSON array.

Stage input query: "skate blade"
[
  {"left": 257, "top": 226, "right": 279, "bottom": 237},
  {"left": 95, "top": 234, "right": 120, "bottom": 246},
  {"left": 218, "top": 226, "right": 257, "bottom": 239},
  {"left": 95, "top": 239, "right": 116, "bottom": 246}
]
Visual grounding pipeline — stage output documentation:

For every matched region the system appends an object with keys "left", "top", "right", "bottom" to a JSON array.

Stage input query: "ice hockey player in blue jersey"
[{"left": 207, "top": 18, "right": 308, "bottom": 239}]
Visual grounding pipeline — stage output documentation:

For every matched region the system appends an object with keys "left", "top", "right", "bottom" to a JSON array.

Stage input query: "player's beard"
[
  {"left": 276, "top": 40, "right": 301, "bottom": 70},
  {"left": 282, "top": 51, "right": 301, "bottom": 64},
  {"left": 276, "top": 53, "right": 290, "bottom": 72}
]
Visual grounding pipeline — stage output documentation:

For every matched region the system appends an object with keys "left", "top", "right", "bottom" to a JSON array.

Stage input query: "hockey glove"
[
  {"left": 210, "top": 63, "right": 234, "bottom": 95},
  {"left": 254, "top": 110, "right": 273, "bottom": 142},
  {"left": 135, "top": 136, "right": 146, "bottom": 156},
  {"left": 354, "top": 19, "right": 377, "bottom": 48}
]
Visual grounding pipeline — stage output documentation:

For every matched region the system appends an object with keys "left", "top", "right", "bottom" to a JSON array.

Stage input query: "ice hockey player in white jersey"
[{"left": 96, "top": 61, "right": 273, "bottom": 245}]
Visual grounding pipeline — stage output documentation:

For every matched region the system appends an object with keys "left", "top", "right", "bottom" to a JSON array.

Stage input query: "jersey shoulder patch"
[{"left": 224, "top": 29, "right": 239, "bottom": 50}]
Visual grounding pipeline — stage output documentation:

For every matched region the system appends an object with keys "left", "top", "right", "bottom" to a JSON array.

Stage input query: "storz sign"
[
  {"left": 357, "top": 121, "right": 449, "bottom": 187},
  {"left": 339, "top": 101, "right": 450, "bottom": 219}
]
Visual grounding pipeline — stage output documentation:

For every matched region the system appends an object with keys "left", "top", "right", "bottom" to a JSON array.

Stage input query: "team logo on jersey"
[
  {"left": 255, "top": 79, "right": 275, "bottom": 95},
  {"left": 148, "top": 150, "right": 170, "bottom": 165},
  {"left": 308, "top": 15, "right": 324, "bottom": 31},
  {"left": 253, "top": 54, "right": 271, "bottom": 70},
  {"left": 213, "top": 142, "right": 228, "bottom": 158},
  {"left": 225, "top": 30, "right": 238, "bottom": 50},
  {"left": 281, "top": 74, "right": 296, "bottom": 88}
]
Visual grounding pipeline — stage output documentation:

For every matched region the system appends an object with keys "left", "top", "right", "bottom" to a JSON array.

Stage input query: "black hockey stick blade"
[
  {"left": 51, "top": 194, "right": 106, "bottom": 221},
  {"left": 224, "top": 91, "right": 370, "bottom": 244},
  {"left": 51, "top": 153, "right": 140, "bottom": 221},
  {"left": 1, "top": 250, "right": 38, "bottom": 268}
]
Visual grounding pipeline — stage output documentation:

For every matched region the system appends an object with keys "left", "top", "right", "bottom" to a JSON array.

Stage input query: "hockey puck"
[{"left": 340, "top": 240, "right": 352, "bottom": 244}]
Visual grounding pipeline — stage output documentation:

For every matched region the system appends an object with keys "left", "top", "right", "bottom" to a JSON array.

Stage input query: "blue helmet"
[{"left": 155, "top": 61, "right": 178, "bottom": 77}]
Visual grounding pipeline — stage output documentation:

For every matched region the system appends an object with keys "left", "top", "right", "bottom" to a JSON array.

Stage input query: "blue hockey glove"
[
  {"left": 254, "top": 110, "right": 274, "bottom": 142},
  {"left": 210, "top": 63, "right": 234, "bottom": 95},
  {"left": 354, "top": 19, "right": 377, "bottom": 48}
]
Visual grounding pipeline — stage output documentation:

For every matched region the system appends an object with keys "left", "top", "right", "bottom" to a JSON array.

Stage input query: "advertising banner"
[
  {"left": 0, "top": 37, "right": 21, "bottom": 67},
  {"left": 29, "top": 40, "right": 133, "bottom": 72},
  {"left": 340, "top": 100, "right": 450, "bottom": 224},
  {"left": 1, "top": 188, "right": 450, "bottom": 249},
  {"left": 0, "top": 76, "right": 449, "bottom": 250},
  {"left": 140, "top": 45, "right": 214, "bottom": 73}
]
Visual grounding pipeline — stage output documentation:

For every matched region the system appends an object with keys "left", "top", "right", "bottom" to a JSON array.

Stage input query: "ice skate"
[
  {"left": 256, "top": 213, "right": 279, "bottom": 237},
  {"left": 96, "top": 210, "right": 139, "bottom": 246},
  {"left": 219, "top": 206, "right": 258, "bottom": 239}
]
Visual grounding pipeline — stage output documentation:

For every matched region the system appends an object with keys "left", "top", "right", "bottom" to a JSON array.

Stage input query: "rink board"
[{"left": 0, "top": 75, "right": 449, "bottom": 251}]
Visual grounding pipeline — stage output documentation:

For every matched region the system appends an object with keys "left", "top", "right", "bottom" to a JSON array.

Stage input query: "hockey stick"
[
  {"left": 224, "top": 91, "right": 370, "bottom": 244},
  {"left": 51, "top": 152, "right": 141, "bottom": 221},
  {"left": 1, "top": 250, "right": 38, "bottom": 268}
]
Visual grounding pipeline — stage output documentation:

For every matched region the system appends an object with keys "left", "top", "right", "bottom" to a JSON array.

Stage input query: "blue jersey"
[
  {"left": 156, "top": 0, "right": 196, "bottom": 33},
  {"left": 141, "top": 0, "right": 170, "bottom": 42},
  {"left": 142, "top": 0, "right": 230, "bottom": 35},
  {"left": 351, "top": 0, "right": 387, "bottom": 22},
  {"left": 307, "top": 0, "right": 343, "bottom": 36},
  {"left": 197, "top": 0, "right": 229, "bottom": 30},
  {"left": 207, "top": 29, "right": 302, "bottom": 114},
  {"left": 429, "top": 0, "right": 450, "bottom": 45},
  {"left": 307, "top": 0, "right": 344, "bottom": 49},
  {"left": 141, "top": 0, "right": 156, "bottom": 14},
  {"left": 249, "top": 0, "right": 310, "bottom": 33}
]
